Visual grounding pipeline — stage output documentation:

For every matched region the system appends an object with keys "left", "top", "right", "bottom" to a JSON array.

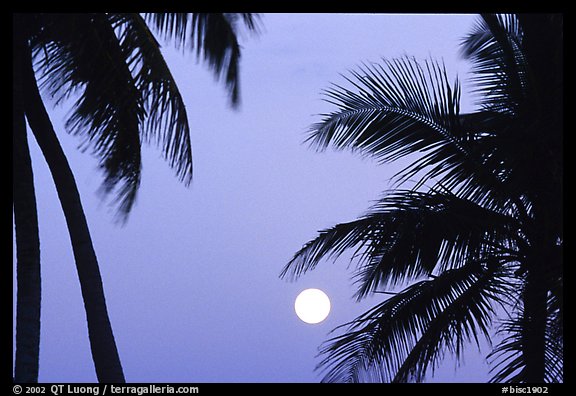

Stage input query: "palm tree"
[
  {"left": 281, "top": 14, "right": 562, "bottom": 383},
  {"left": 13, "top": 13, "right": 259, "bottom": 382},
  {"left": 13, "top": 20, "right": 41, "bottom": 383}
]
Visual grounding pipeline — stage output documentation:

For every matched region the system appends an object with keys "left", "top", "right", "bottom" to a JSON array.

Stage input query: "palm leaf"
[
  {"left": 143, "top": 13, "right": 260, "bottom": 106},
  {"left": 308, "top": 56, "right": 520, "bottom": 211},
  {"left": 489, "top": 320, "right": 563, "bottom": 383},
  {"left": 488, "top": 319, "right": 526, "bottom": 383},
  {"left": 30, "top": 13, "right": 259, "bottom": 221},
  {"left": 282, "top": 189, "right": 520, "bottom": 299},
  {"left": 460, "top": 14, "right": 527, "bottom": 116},
  {"left": 31, "top": 13, "right": 198, "bottom": 221},
  {"left": 318, "top": 261, "right": 508, "bottom": 382},
  {"left": 110, "top": 13, "right": 193, "bottom": 187},
  {"left": 280, "top": 214, "right": 386, "bottom": 282},
  {"left": 353, "top": 189, "right": 520, "bottom": 299},
  {"left": 309, "top": 56, "right": 464, "bottom": 162},
  {"left": 32, "top": 13, "right": 145, "bottom": 219}
]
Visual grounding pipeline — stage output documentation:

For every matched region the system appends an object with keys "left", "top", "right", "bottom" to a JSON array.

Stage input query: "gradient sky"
[{"left": 13, "top": 13, "right": 496, "bottom": 383}]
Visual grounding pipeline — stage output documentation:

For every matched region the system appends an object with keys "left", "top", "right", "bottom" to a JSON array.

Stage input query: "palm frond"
[
  {"left": 30, "top": 13, "right": 198, "bottom": 221},
  {"left": 318, "top": 261, "right": 507, "bottom": 383},
  {"left": 30, "top": 13, "right": 260, "bottom": 220},
  {"left": 543, "top": 304, "right": 563, "bottom": 383},
  {"left": 488, "top": 276, "right": 563, "bottom": 383},
  {"left": 144, "top": 13, "right": 260, "bottom": 106},
  {"left": 110, "top": 13, "right": 193, "bottom": 187},
  {"left": 309, "top": 56, "right": 464, "bottom": 162},
  {"left": 353, "top": 189, "right": 519, "bottom": 299},
  {"left": 308, "top": 56, "right": 520, "bottom": 210},
  {"left": 461, "top": 14, "right": 527, "bottom": 116},
  {"left": 488, "top": 319, "right": 526, "bottom": 383},
  {"left": 489, "top": 319, "right": 563, "bottom": 383},
  {"left": 280, "top": 214, "right": 386, "bottom": 281},
  {"left": 282, "top": 189, "right": 520, "bottom": 300},
  {"left": 32, "top": 13, "right": 145, "bottom": 220}
]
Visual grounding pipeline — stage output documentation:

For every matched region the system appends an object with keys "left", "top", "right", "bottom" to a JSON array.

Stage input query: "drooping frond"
[
  {"left": 308, "top": 56, "right": 464, "bottom": 165},
  {"left": 30, "top": 13, "right": 197, "bottom": 221},
  {"left": 307, "top": 56, "right": 519, "bottom": 211},
  {"left": 31, "top": 13, "right": 146, "bottom": 220},
  {"left": 110, "top": 13, "right": 194, "bottom": 187},
  {"left": 29, "top": 13, "right": 259, "bottom": 221},
  {"left": 318, "top": 261, "right": 508, "bottom": 383},
  {"left": 144, "top": 13, "right": 260, "bottom": 106},
  {"left": 282, "top": 189, "right": 520, "bottom": 299},
  {"left": 353, "top": 189, "right": 519, "bottom": 299},
  {"left": 488, "top": 319, "right": 526, "bottom": 383},
  {"left": 280, "top": 214, "right": 387, "bottom": 282},
  {"left": 461, "top": 14, "right": 527, "bottom": 116},
  {"left": 544, "top": 315, "right": 563, "bottom": 383}
]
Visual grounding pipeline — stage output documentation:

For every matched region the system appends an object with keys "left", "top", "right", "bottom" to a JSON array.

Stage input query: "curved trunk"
[
  {"left": 21, "top": 43, "right": 125, "bottom": 383},
  {"left": 13, "top": 17, "right": 41, "bottom": 383}
]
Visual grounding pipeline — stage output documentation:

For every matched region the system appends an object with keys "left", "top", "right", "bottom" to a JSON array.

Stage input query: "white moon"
[{"left": 294, "top": 288, "right": 331, "bottom": 324}]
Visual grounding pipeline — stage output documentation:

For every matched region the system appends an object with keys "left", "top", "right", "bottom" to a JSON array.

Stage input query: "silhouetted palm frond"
[
  {"left": 110, "top": 13, "right": 195, "bottom": 205},
  {"left": 308, "top": 57, "right": 464, "bottom": 171},
  {"left": 282, "top": 189, "right": 520, "bottom": 300},
  {"left": 318, "top": 261, "right": 510, "bottom": 382},
  {"left": 307, "top": 56, "right": 524, "bottom": 213},
  {"left": 29, "top": 13, "right": 259, "bottom": 221},
  {"left": 31, "top": 13, "right": 147, "bottom": 219},
  {"left": 461, "top": 14, "right": 527, "bottom": 116},
  {"left": 144, "top": 12, "right": 260, "bottom": 106}
]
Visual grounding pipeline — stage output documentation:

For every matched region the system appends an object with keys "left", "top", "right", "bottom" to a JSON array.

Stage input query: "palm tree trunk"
[
  {"left": 13, "top": 19, "right": 41, "bottom": 383},
  {"left": 21, "top": 43, "right": 125, "bottom": 383},
  {"left": 523, "top": 263, "right": 547, "bottom": 383},
  {"left": 522, "top": 215, "right": 550, "bottom": 383},
  {"left": 517, "top": 15, "right": 562, "bottom": 383}
]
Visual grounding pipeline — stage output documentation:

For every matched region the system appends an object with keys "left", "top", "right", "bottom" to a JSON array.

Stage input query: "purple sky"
[{"left": 13, "top": 13, "right": 496, "bottom": 383}]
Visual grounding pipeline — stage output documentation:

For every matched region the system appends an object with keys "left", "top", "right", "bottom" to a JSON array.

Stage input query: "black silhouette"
[
  {"left": 13, "top": 13, "right": 259, "bottom": 383},
  {"left": 281, "top": 14, "right": 562, "bottom": 383}
]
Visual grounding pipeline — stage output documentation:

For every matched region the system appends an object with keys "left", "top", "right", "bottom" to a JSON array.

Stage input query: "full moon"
[{"left": 294, "top": 288, "right": 331, "bottom": 324}]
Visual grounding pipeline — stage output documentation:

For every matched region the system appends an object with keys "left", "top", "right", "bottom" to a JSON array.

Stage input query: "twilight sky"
[{"left": 13, "top": 13, "right": 495, "bottom": 383}]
